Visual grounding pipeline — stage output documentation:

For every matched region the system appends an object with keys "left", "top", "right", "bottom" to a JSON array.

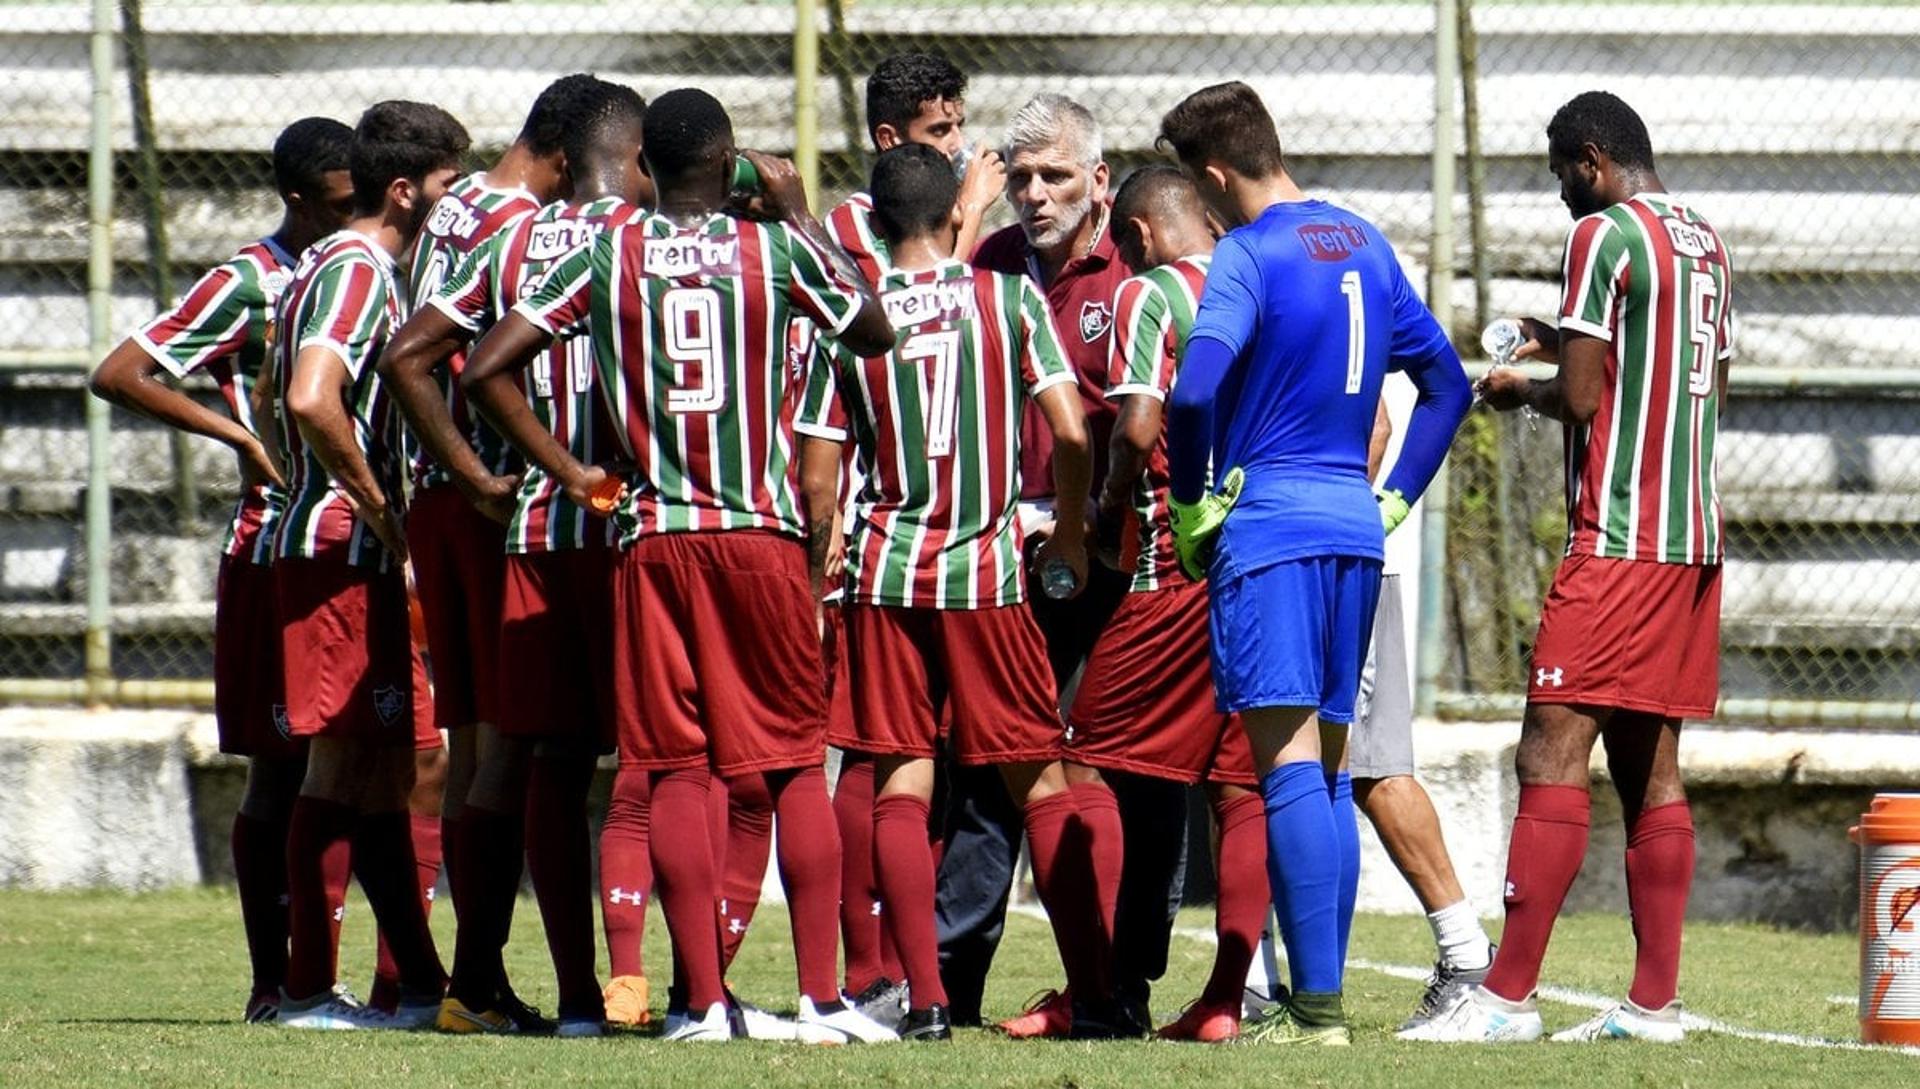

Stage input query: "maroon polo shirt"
[{"left": 972, "top": 209, "right": 1136, "bottom": 499}]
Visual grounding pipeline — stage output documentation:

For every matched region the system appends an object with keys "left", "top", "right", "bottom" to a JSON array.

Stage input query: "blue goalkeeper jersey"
[{"left": 1186, "top": 199, "right": 1456, "bottom": 576}]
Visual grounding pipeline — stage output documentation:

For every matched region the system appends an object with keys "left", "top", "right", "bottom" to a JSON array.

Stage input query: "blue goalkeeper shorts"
[{"left": 1207, "top": 554, "right": 1383, "bottom": 723}]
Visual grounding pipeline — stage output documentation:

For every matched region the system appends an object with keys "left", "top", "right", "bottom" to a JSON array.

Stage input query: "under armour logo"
[
  {"left": 869, "top": 900, "right": 883, "bottom": 918},
  {"left": 608, "top": 887, "right": 646, "bottom": 907},
  {"left": 424, "top": 887, "right": 436, "bottom": 902},
  {"left": 332, "top": 905, "right": 347, "bottom": 923},
  {"left": 1505, "top": 881, "right": 1517, "bottom": 899},
  {"left": 1535, "top": 666, "right": 1564, "bottom": 688},
  {"left": 727, "top": 917, "right": 747, "bottom": 935}
]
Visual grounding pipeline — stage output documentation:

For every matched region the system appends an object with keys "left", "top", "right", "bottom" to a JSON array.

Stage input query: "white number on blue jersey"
[{"left": 1340, "top": 270, "right": 1364, "bottom": 395}]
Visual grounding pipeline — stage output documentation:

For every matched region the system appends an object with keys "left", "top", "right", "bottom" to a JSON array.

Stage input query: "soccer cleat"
[
  {"left": 662, "top": 1001, "right": 733, "bottom": 1042},
  {"left": 603, "top": 974, "right": 652, "bottom": 1027},
  {"left": 1399, "top": 952, "right": 1494, "bottom": 1034},
  {"left": 1396, "top": 984, "right": 1544, "bottom": 1043},
  {"left": 435, "top": 996, "right": 519, "bottom": 1035},
  {"left": 847, "top": 976, "right": 909, "bottom": 1033},
  {"left": 1241, "top": 993, "right": 1350, "bottom": 1046},
  {"left": 555, "top": 1018, "right": 607, "bottom": 1038},
  {"left": 385, "top": 994, "right": 444, "bottom": 1031},
  {"left": 1240, "top": 982, "right": 1289, "bottom": 1026},
  {"left": 995, "top": 988, "right": 1072, "bottom": 1039},
  {"left": 1550, "top": 999, "right": 1686, "bottom": 1043},
  {"left": 899, "top": 1004, "right": 952, "bottom": 1042},
  {"left": 730, "top": 998, "right": 800, "bottom": 1041},
  {"left": 277, "top": 991, "right": 368, "bottom": 1031},
  {"left": 244, "top": 993, "right": 280, "bottom": 1024},
  {"left": 493, "top": 985, "right": 556, "bottom": 1034},
  {"left": 1156, "top": 999, "right": 1242, "bottom": 1043},
  {"left": 1067, "top": 996, "right": 1147, "bottom": 1040},
  {"left": 796, "top": 995, "right": 899, "bottom": 1044}
]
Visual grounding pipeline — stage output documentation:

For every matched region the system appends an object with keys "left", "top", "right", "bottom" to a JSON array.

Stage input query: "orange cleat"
[
  {"left": 1156, "top": 999, "right": 1242, "bottom": 1043},
  {"left": 996, "top": 988, "right": 1072, "bottom": 1039},
  {"left": 603, "top": 975, "right": 651, "bottom": 1027}
]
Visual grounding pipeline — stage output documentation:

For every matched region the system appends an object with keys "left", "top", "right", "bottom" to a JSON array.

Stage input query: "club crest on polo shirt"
[
  {"left": 1079, "top": 299, "right": 1113, "bottom": 343},
  {"left": 372, "top": 684, "right": 406, "bottom": 727},
  {"left": 642, "top": 235, "right": 741, "bottom": 280}
]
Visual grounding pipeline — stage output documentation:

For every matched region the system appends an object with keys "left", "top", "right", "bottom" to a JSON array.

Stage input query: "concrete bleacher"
[{"left": 0, "top": 3, "right": 1915, "bottom": 705}]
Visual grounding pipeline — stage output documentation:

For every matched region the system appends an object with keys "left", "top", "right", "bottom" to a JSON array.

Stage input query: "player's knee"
[
  {"left": 1061, "top": 760, "right": 1105, "bottom": 787},
  {"left": 1004, "top": 759, "right": 1067, "bottom": 805}
]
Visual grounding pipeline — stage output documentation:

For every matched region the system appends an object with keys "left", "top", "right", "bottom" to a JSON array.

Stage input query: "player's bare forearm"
[
  {"left": 1099, "top": 394, "right": 1160, "bottom": 520},
  {"left": 1039, "top": 385, "right": 1092, "bottom": 544},
  {"left": 286, "top": 353, "right": 394, "bottom": 538},
  {"left": 249, "top": 364, "right": 288, "bottom": 487},
  {"left": 797, "top": 215, "right": 893, "bottom": 355},
  {"left": 380, "top": 309, "right": 506, "bottom": 506},
  {"left": 799, "top": 436, "right": 846, "bottom": 593},
  {"left": 462, "top": 313, "right": 589, "bottom": 493},
  {"left": 1368, "top": 396, "right": 1393, "bottom": 483},
  {"left": 91, "top": 340, "right": 268, "bottom": 472}
]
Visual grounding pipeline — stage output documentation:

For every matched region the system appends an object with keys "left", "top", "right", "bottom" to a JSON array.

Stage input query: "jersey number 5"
[
  {"left": 663, "top": 287, "right": 725, "bottom": 414},
  {"left": 1340, "top": 270, "right": 1365, "bottom": 395},
  {"left": 1687, "top": 275, "right": 1720, "bottom": 398},
  {"left": 904, "top": 329, "right": 962, "bottom": 458}
]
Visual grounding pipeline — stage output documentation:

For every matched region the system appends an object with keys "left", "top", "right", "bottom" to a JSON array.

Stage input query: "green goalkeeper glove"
[
  {"left": 1168, "top": 466, "right": 1245, "bottom": 582},
  {"left": 1377, "top": 488, "right": 1411, "bottom": 536}
]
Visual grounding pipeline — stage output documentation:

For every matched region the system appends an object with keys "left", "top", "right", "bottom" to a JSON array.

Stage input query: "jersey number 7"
[{"left": 904, "top": 329, "right": 963, "bottom": 458}]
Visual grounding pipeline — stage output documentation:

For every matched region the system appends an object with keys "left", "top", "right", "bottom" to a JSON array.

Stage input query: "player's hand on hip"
[
  {"left": 463, "top": 471, "right": 523, "bottom": 527},
  {"left": 1475, "top": 366, "right": 1533, "bottom": 412},
  {"left": 1168, "top": 466, "right": 1244, "bottom": 582},
  {"left": 237, "top": 436, "right": 285, "bottom": 491},
  {"left": 1377, "top": 488, "right": 1411, "bottom": 535},
  {"left": 743, "top": 150, "right": 810, "bottom": 223}
]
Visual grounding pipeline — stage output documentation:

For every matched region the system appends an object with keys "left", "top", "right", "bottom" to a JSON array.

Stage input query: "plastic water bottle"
[
  {"left": 1479, "top": 318, "right": 1540, "bottom": 431},
  {"left": 951, "top": 144, "right": 974, "bottom": 182},
  {"left": 729, "top": 154, "right": 761, "bottom": 200},
  {"left": 1040, "top": 558, "right": 1079, "bottom": 600}
]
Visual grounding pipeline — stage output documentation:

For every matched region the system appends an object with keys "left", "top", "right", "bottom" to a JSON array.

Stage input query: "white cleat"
[
  {"left": 796, "top": 995, "right": 899, "bottom": 1044},
  {"left": 1551, "top": 999, "right": 1686, "bottom": 1043},
  {"left": 1396, "top": 984, "right": 1544, "bottom": 1043},
  {"left": 277, "top": 992, "right": 372, "bottom": 1031},
  {"left": 733, "top": 1001, "right": 800, "bottom": 1041},
  {"left": 662, "top": 1002, "right": 733, "bottom": 1042}
]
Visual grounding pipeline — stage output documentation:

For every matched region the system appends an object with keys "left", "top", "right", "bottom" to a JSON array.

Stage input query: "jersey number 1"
[{"left": 1340, "top": 270, "right": 1365, "bottom": 395}]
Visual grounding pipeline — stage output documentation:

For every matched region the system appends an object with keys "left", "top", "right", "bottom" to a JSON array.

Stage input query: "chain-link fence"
[{"left": 1, "top": 1, "right": 1914, "bottom": 721}]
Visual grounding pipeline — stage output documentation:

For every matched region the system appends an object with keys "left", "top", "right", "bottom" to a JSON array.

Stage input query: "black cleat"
[
  {"left": 900, "top": 1004, "right": 952, "bottom": 1041},
  {"left": 1066, "top": 996, "right": 1148, "bottom": 1040},
  {"left": 494, "top": 984, "right": 557, "bottom": 1035}
]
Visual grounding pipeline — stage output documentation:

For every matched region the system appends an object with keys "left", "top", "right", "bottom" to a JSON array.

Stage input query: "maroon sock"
[
  {"left": 321, "top": 828, "right": 352, "bottom": 984},
  {"left": 600, "top": 766, "right": 652, "bottom": 980},
  {"left": 1201, "top": 791, "right": 1268, "bottom": 1006},
  {"left": 1625, "top": 800, "right": 1695, "bottom": 1009},
  {"left": 285, "top": 796, "right": 357, "bottom": 1001},
  {"left": 834, "top": 755, "right": 888, "bottom": 994},
  {"left": 354, "top": 810, "right": 447, "bottom": 994},
  {"left": 720, "top": 773, "right": 774, "bottom": 968},
  {"left": 650, "top": 769, "right": 726, "bottom": 1011},
  {"left": 873, "top": 793, "right": 946, "bottom": 1009},
  {"left": 526, "top": 755, "right": 602, "bottom": 1020},
  {"left": 1484, "top": 784, "right": 1591, "bottom": 1002},
  {"left": 372, "top": 812, "right": 441, "bottom": 1010},
  {"left": 1024, "top": 790, "right": 1112, "bottom": 1000},
  {"left": 232, "top": 812, "right": 291, "bottom": 998},
  {"left": 1068, "top": 781, "right": 1125, "bottom": 941},
  {"left": 449, "top": 805, "right": 519, "bottom": 1007},
  {"left": 766, "top": 767, "right": 844, "bottom": 1004}
]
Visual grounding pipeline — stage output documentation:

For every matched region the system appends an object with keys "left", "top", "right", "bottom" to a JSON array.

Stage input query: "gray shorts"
[{"left": 1349, "top": 573, "right": 1415, "bottom": 780}]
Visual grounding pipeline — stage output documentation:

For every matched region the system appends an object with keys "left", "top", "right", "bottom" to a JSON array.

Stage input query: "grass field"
[{"left": 0, "top": 887, "right": 1913, "bottom": 1088}]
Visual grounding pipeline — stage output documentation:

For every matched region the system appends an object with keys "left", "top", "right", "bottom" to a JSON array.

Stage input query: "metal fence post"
[
  {"left": 793, "top": 0, "right": 821, "bottom": 206},
  {"left": 1416, "top": 0, "right": 1460, "bottom": 717},
  {"left": 85, "top": 0, "right": 117, "bottom": 705}
]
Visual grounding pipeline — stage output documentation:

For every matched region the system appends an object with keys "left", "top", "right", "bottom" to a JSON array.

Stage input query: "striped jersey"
[
  {"left": 1558, "top": 194, "right": 1733, "bottom": 565},
  {"left": 1104, "top": 254, "right": 1210, "bottom": 592},
  {"left": 430, "top": 196, "right": 634, "bottom": 553},
  {"left": 826, "top": 192, "right": 891, "bottom": 283},
  {"left": 134, "top": 236, "right": 295, "bottom": 565},
  {"left": 271, "top": 230, "right": 409, "bottom": 570},
  {"left": 795, "top": 259, "right": 1074, "bottom": 609},
  {"left": 514, "top": 211, "right": 869, "bottom": 544},
  {"left": 406, "top": 172, "right": 540, "bottom": 488}
]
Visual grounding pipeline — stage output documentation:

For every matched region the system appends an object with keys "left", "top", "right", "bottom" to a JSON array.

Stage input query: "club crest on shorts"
[
  {"left": 372, "top": 684, "right": 406, "bottom": 727},
  {"left": 271, "top": 703, "right": 292, "bottom": 740},
  {"left": 1079, "top": 299, "right": 1113, "bottom": 343}
]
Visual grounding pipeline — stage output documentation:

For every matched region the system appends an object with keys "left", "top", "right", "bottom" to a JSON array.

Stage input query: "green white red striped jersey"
[
  {"left": 271, "top": 230, "right": 408, "bottom": 570},
  {"left": 405, "top": 172, "right": 540, "bottom": 488},
  {"left": 795, "top": 259, "right": 1074, "bottom": 609},
  {"left": 514, "top": 211, "right": 869, "bottom": 544},
  {"left": 134, "top": 236, "right": 295, "bottom": 565},
  {"left": 1104, "top": 254, "right": 1210, "bottom": 592},
  {"left": 825, "top": 192, "right": 891, "bottom": 283},
  {"left": 1557, "top": 194, "right": 1733, "bottom": 565},
  {"left": 430, "top": 195, "right": 634, "bottom": 553}
]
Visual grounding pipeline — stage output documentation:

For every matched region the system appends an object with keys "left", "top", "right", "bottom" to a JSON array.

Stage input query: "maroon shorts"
[
  {"left": 407, "top": 484, "right": 506, "bottom": 731},
  {"left": 213, "top": 551, "right": 297, "bottom": 760},
  {"left": 612, "top": 531, "right": 827, "bottom": 776},
  {"left": 1528, "top": 552, "right": 1721, "bottom": 719},
  {"left": 837, "top": 602, "right": 1062, "bottom": 767},
  {"left": 822, "top": 603, "right": 856, "bottom": 742},
  {"left": 1065, "top": 581, "right": 1256, "bottom": 787},
  {"left": 497, "top": 548, "right": 616, "bottom": 752},
  {"left": 276, "top": 555, "right": 438, "bottom": 748}
]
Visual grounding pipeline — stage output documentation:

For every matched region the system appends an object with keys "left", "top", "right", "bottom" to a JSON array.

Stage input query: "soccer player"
[
  {"left": 1407, "top": 91, "right": 1731, "bottom": 1045},
  {"left": 1064, "top": 164, "right": 1270, "bottom": 1043},
  {"left": 462, "top": 88, "right": 896, "bottom": 1044},
  {"left": 1159, "top": 82, "right": 1471, "bottom": 1044},
  {"left": 270, "top": 99, "right": 469, "bottom": 1030},
  {"left": 383, "top": 73, "right": 603, "bottom": 1034},
  {"left": 796, "top": 142, "right": 1121, "bottom": 1042},
  {"left": 386, "top": 77, "right": 647, "bottom": 1036},
  {"left": 89, "top": 117, "right": 353, "bottom": 1024}
]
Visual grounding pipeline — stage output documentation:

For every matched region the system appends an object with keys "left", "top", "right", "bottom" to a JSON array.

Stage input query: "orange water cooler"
[{"left": 1851, "top": 793, "right": 1920, "bottom": 1045}]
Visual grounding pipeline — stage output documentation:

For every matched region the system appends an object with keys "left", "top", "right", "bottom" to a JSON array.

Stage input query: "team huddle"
[{"left": 91, "top": 51, "right": 1731, "bottom": 1047}]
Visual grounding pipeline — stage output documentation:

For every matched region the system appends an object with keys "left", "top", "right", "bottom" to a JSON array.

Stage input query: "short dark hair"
[
  {"left": 1547, "top": 91, "right": 1656, "bottom": 174},
  {"left": 560, "top": 81, "right": 648, "bottom": 180},
  {"left": 272, "top": 116, "right": 352, "bottom": 199},
  {"left": 1157, "top": 81, "right": 1286, "bottom": 178},
  {"left": 870, "top": 143, "right": 958, "bottom": 245},
  {"left": 1110, "top": 164, "right": 1201, "bottom": 250},
  {"left": 518, "top": 73, "right": 608, "bottom": 158},
  {"left": 641, "top": 88, "right": 732, "bottom": 182},
  {"left": 349, "top": 100, "right": 470, "bottom": 215},
  {"left": 865, "top": 52, "right": 967, "bottom": 146}
]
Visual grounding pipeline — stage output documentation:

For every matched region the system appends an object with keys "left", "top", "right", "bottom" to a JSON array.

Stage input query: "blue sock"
[
  {"left": 1326, "top": 770, "right": 1359, "bottom": 974},
  {"left": 1260, "top": 760, "right": 1342, "bottom": 995}
]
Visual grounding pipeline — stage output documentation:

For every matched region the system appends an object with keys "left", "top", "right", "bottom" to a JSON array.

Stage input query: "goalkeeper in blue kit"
[{"left": 1157, "top": 82, "right": 1472, "bottom": 1043}]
